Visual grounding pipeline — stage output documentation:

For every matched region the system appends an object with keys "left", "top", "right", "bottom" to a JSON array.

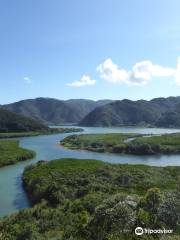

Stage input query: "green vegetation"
[
  {"left": 0, "top": 127, "right": 83, "bottom": 139},
  {"left": 0, "top": 140, "right": 35, "bottom": 167},
  {"left": 134, "top": 133, "right": 180, "bottom": 151},
  {"left": 0, "top": 106, "right": 83, "bottom": 137},
  {"left": 23, "top": 159, "right": 180, "bottom": 202},
  {"left": 61, "top": 133, "right": 180, "bottom": 155},
  {"left": 0, "top": 107, "right": 49, "bottom": 132},
  {"left": 50, "top": 127, "right": 84, "bottom": 134},
  {"left": 0, "top": 131, "right": 42, "bottom": 138},
  {"left": 79, "top": 97, "right": 180, "bottom": 128},
  {"left": 61, "top": 133, "right": 139, "bottom": 152},
  {"left": 0, "top": 159, "right": 179, "bottom": 239},
  {"left": 62, "top": 133, "right": 138, "bottom": 146}
]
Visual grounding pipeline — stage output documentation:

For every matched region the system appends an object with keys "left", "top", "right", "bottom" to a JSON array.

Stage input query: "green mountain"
[
  {"left": 4, "top": 96, "right": 180, "bottom": 127},
  {"left": 79, "top": 97, "right": 180, "bottom": 127},
  {"left": 4, "top": 98, "right": 112, "bottom": 125},
  {"left": 0, "top": 108, "right": 48, "bottom": 132}
]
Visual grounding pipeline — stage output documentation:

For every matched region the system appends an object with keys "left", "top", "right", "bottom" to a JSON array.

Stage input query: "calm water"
[{"left": 0, "top": 126, "right": 180, "bottom": 217}]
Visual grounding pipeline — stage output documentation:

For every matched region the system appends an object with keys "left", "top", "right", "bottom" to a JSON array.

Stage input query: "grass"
[
  {"left": 0, "top": 140, "right": 35, "bottom": 167},
  {"left": 135, "top": 133, "right": 180, "bottom": 146},
  {"left": 61, "top": 133, "right": 180, "bottom": 155},
  {"left": 60, "top": 133, "right": 139, "bottom": 151},
  {"left": 0, "top": 131, "right": 41, "bottom": 138},
  {"left": 70, "top": 133, "right": 137, "bottom": 144}
]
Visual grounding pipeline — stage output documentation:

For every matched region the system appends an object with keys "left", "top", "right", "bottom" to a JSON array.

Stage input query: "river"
[{"left": 0, "top": 126, "right": 180, "bottom": 217}]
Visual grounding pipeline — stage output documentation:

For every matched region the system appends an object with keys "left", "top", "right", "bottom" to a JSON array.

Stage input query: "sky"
[{"left": 1, "top": 0, "right": 180, "bottom": 104}]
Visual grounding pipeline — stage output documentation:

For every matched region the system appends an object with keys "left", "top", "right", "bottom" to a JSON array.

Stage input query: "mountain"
[
  {"left": 79, "top": 97, "right": 180, "bottom": 127},
  {"left": 0, "top": 108, "right": 49, "bottom": 132},
  {"left": 3, "top": 98, "right": 112, "bottom": 125},
  {"left": 4, "top": 96, "right": 180, "bottom": 128}
]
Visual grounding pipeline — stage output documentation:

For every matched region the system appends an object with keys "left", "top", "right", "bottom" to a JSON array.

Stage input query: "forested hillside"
[
  {"left": 4, "top": 96, "right": 180, "bottom": 128},
  {"left": 4, "top": 98, "right": 112, "bottom": 124},
  {"left": 0, "top": 108, "right": 48, "bottom": 132},
  {"left": 79, "top": 97, "right": 180, "bottom": 127}
]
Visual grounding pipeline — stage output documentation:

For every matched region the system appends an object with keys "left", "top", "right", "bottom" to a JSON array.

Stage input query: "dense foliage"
[
  {"left": 0, "top": 108, "right": 49, "bottom": 132},
  {"left": 0, "top": 159, "right": 179, "bottom": 239},
  {"left": 61, "top": 133, "right": 180, "bottom": 155},
  {"left": 79, "top": 97, "right": 180, "bottom": 127},
  {"left": 3, "top": 98, "right": 112, "bottom": 125},
  {"left": 0, "top": 140, "right": 35, "bottom": 167}
]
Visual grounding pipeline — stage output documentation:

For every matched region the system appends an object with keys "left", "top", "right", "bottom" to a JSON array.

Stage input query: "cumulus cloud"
[
  {"left": 129, "top": 60, "right": 175, "bottom": 85},
  {"left": 97, "top": 58, "right": 177, "bottom": 86},
  {"left": 96, "top": 58, "right": 128, "bottom": 84},
  {"left": 67, "top": 75, "right": 96, "bottom": 87},
  {"left": 24, "top": 76, "right": 32, "bottom": 84}
]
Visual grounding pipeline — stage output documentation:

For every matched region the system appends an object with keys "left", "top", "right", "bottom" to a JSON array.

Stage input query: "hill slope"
[
  {"left": 0, "top": 108, "right": 48, "bottom": 132},
  {"left": 4, "top": 98, "right": 112, "bottom": 124},
  {"left": 79, "top": 97, "right": 180, "bottom": 127}
]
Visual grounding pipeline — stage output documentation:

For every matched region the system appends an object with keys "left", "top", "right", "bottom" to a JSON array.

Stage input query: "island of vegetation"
[
  {"left": 0, "top": 140, "right": 35, "bottom": 168},
  {"left": 0, "top": 158, "right": 179, "bottom": 239},
  {"left": 60, "top": 133, "right": 180, "bottom": 155}
]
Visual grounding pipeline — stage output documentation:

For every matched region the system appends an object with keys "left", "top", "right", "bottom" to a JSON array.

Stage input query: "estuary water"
[{"left": 0, "top": 126, "right": 180, "bottom": 217}]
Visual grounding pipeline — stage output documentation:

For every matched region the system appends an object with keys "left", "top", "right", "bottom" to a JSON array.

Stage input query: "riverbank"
[
  {"left": 0, "top": 158, "right": 179, "bottom": 239},
  {"left": 0, "top": 140, "right": 35, "bottom": 168},
  {"left": 60, "top": 133, "right": 180, "bottom": 155},
  {"left": 0, "top": 127, "right": 83, "bottom": 139},
  {"left": 1, "top": 126, "right": 180, "bottom": 227}
]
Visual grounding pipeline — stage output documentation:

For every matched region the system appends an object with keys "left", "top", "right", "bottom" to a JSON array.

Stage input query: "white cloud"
[
  {"left": 97, "top": 58, "right": 177, "bottom": 86},
  {"left": 96, "top": 58, "right": 128, "bottom": 84},
  {"left": 67, "top": 75, "right": 96, "bottom": 87},
  {"left": 150, "top": 63, "right": 175, "bottom": 77},
  {"left": 24, "top": 76, "right": 32, "bottom": 84},
  {"left": 129, "top": 60, "right": 175, "bottom": 85}
]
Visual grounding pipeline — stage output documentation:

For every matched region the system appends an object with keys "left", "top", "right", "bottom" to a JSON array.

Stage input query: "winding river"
[{"left": 1, "top": 126, "right": 180, "bottom": 217}]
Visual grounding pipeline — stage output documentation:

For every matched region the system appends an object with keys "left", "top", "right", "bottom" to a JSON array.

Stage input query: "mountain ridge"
[
  {"left": 3, "top": 98, "right": 113, "bottom": 125},
  {"left": 3, "top": 96, "right": 180, "bottom": 128},
  {"left": 79, "top": 96, "right": 180, "bottom": 127}
]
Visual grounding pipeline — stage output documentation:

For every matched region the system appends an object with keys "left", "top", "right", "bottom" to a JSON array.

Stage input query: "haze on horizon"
[{"left": 1, "top": 0, "right": 180, "bottom": 104}]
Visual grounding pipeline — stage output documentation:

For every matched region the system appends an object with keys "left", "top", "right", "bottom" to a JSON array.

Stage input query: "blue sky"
[{"left": 1, "top": 0, "right": 180, "bottom": 104}]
